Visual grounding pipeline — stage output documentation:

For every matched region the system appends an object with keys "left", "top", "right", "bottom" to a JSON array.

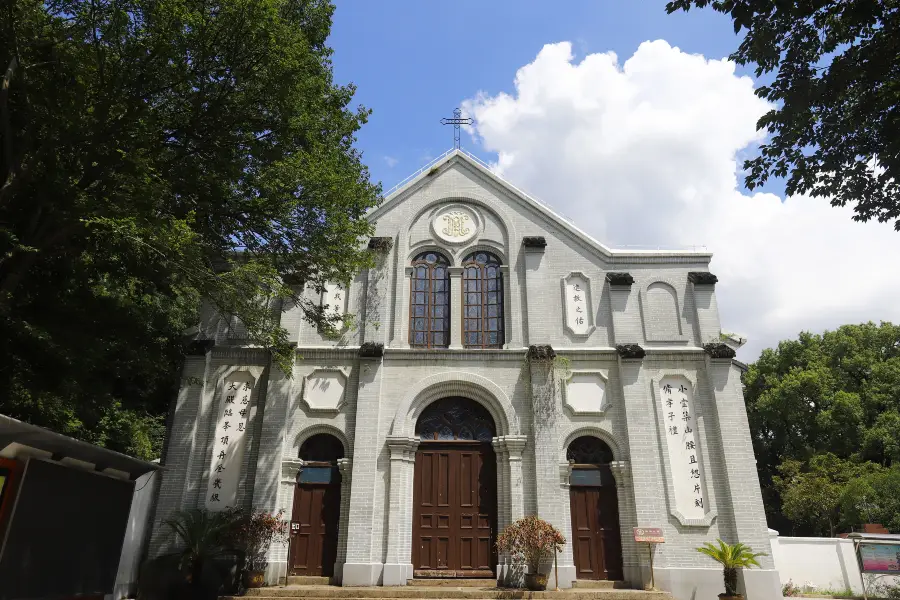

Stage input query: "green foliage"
[
  {"left": 165, "top": 508, "right": 243, "bottom": 581},
  {"left": 743, "top": 322, "right": 900, "bottom": 535},
  {"left": 696, "top": 539, "right": 766, "bottom": 597},
  {"left": 665, "top": 1, "right": 900, "bottom": 230},
  {"left": 496, "top": 515, "right": 566, "bottom": 573},
  {"left": 0, "top": 0, "right": 379, "bottom": 457}
]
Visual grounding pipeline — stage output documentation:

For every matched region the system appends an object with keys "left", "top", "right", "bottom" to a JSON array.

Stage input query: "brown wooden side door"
[
  {"left": 412, "top": 443, "right": 496, "bottom": 576},
  {"left": 570, "top": 486, "right": 623, "bottom": 580},
  {"left": 289, "top": 482, "right": 340, "bottom": 576}
]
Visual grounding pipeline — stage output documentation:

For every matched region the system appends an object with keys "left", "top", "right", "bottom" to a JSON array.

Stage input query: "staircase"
[{"left": 223, "top": 578, "right": 672, "bottom": 600}]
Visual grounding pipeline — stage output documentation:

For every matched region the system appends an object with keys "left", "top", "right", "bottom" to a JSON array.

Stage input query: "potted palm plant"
[
  {"left": 496, "top": 515, "right": 566, "bottom": 591},
  {"left": 163, "top": 508, "right": 243, "bottom": 600},
  {"left": 696, "top": 539, "right": 767, "bottom": 600}
]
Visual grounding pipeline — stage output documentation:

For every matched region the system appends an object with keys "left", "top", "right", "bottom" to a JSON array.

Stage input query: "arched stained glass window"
[
  {"left": 462, "top": 252, "right": 504, "bottom": 349},
  {"left": 566, "top": 436, "right": 614, "bottom": 465},
  {"left": 416, "top": 397, "right": 496, "bottom": 442},
  {"left": 409, "top": 251, "right": 450, "bottom": 348},
  {"left": 567, "top": 436, "right": 615, "bottom": 487}
]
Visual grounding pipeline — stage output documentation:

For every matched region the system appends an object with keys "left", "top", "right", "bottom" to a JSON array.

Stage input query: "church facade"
[{"left": 149, "top": 150, "right": 780, "bottom": 600}]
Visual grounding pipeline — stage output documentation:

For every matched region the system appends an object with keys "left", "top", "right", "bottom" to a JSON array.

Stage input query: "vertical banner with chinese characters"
[
  {"left": 563, "top": 273, "right": 592, "bottom": 335},
  {"left": 659, "top": 376, "right": 707, "bottom": 520},
  {"left": 205, "top": 371, "right": 255, "bottom": 510}
]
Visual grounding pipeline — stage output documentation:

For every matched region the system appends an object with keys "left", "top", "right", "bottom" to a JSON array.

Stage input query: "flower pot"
[
  {"left": 524, "top": 573, "right": 548, "bottom": 591},
  {"left": 718, "top": 595, "right": 743, "bottom": 600},
  {"left": 243, "top": 570, "right": 266, "bottom": 588}
]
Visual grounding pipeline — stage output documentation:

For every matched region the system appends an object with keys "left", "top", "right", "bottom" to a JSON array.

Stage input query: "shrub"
[{"left": 495, "top": 515, "right": 565, "bottom": 574}]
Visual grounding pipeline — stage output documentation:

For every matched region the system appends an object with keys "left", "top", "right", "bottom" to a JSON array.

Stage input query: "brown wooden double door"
[
  {"left": 570, "top": 486, "right": 624, "bottom": 580},
  {"left": 289, "top": 482, "right": 340, "bottom": 576},
  {"left": 412, "top": 443, "right": 497, "bottom": 576}
]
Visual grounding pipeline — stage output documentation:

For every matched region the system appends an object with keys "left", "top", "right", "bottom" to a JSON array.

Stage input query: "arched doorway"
[
  {"left": 412, "top": 398, "right": 497, "bottom": 578},
  {"left": 289, "top": 434, "right": 344, "bottom": 577},
  {"left": 567, "top": 436, "right": 623, "bottom": 581}
]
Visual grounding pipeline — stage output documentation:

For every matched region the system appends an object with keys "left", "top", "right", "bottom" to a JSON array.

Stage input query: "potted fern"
[
  {"left": 496, "top": 515, "right": 566, "bottom": 591},
  {"left": 696, "top": 539, "right": 767, "bottom": 600}
]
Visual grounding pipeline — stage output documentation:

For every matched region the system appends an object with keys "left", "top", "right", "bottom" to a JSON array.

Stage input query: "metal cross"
[{"left": 440, "top": 108, "right": 474, "bottom": 149}]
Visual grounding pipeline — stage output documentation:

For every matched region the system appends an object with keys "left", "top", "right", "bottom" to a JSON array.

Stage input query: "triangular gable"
[{"left": 368, "top": 149, "right": 711, "bottom": 262}]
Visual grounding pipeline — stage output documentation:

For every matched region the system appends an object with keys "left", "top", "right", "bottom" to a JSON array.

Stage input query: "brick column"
[
  {"left": 384, "top": 436, "right": 419, "bottom": 586},
  {"left": 527, "top": 346, "right": 574, "bottom": 586},
  {"left": 689, "top": 272, "right": 720, "bottom": 345},
  {"left": 343, "top": 350, "right": 385, "bottom": 586},
  {"left": 334, "top": 458, "right": 353, "bottom": 583},
  {"left": 449, "top": 266, "right": 463, "bottom": 349},
  {"left": 522, "top": 237, "right": 547, "bottom": 345},
  {"left": 554, "top": 460, "right": 575, "bottom": 589},
  {"left": 362, "top": 238, "right": 394, "bottom": 346},
  {"left": 610, "top": 460, "right": 641, "bottom": 588},
  {"left": 505, "top": 437, "right": 526, "bottom": 523},
  {"left": 607, "top": 274, "right": 642, "bottom": 344},
  {"left": 148, "top": 349, "right": 210, "bottom": 557},
  {"left": 493, "top": 435, "right": 526, "bottom": 587},
  {"left": 252, "top": 366, "right": 293, "bottom": 585},
  {"left": 705, "top": 356, "right": 781, "bottom": 599},
  {"left": 616, "top": 346, "right": 666, "bottom": 588}
]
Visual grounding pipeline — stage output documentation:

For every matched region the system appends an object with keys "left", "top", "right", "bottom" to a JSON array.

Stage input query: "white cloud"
[
  {"left": 384, "top": 155, "right": 399, "bottom": 168},
  {"left": 463, "top": 40, "right": 900, "bottom": 360}
]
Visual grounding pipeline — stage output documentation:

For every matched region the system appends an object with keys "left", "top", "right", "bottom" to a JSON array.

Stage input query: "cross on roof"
[{"left": 440, "top": 108, "right": 474, "bottom": 149}]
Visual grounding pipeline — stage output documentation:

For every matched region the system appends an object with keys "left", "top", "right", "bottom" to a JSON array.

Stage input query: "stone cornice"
[
  {"left": 688, "top": 271, "right": 719, "bottom": 285},
  {"left": 359, "top": 342, "right": 384, "bottom": 359},
  {"left": 386, "top": 436, "right": 420, "bottom": 461},
  {"left": 606, "top": 272, "right": 635, "bottom": 286},
  {"left": 522, "top": 236, "right": 547, "bottom": 249},
  {"left": 703, "top": 342, "right": 736, "bottom": 359},
  {"left": 615, "top": 344, "right": 646, "bottom": 360},
  {"left": 492, "top": 435, "right": 527, "bottom": 459}
]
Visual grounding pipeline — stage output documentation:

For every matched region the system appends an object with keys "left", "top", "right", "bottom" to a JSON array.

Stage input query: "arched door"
[
  {"left": 412, "top": 398, "right": 497, "bottom": 578},
  {"left": 289, "top": 434, "right": 343, "bottom": 577},
  {"left": 567, "top": 436, "right": 623, "bottom": 581}
]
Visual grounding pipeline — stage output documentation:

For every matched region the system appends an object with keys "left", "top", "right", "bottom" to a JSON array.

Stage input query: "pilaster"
[
  {"left": 362, "top": 239, "right": 394, "bottom": 345},
  {"left": 527, "top": 346, "right": 572, "bottom": 586},
  {"left": 493, "top": 435, "right": 527, "bottom": 587},
  {"left": 334, "top": 458, "right": 353, "bottom": 583},
  {"left": 522, "top": 237, "right": 547, "bottom": 345},
  {"left": 704, "top": 357, "right": 775, "bottom": 568},
  {"left": 689, "top": 272, "right": 720, "bottom": 344},
  {"left": 343, "top": 350, "right": 385, "bottom": 586},
  {"left": 609, "top": 460, "right": 641, "bottom": 589},
  {"left": 448, "top": 266, "right": 464, "bottom": 349},
  {"left": 607, "top": 273, "right": 643, "bottom": 345},
  {"left": 252, "top": 366, "right": 293, "bottom": 585},
  {"left": 616, "top": 347, "right": 667, "bottom": 584},
  {"left": 384, "top": 436, "right": 419, "bottom": 586},
  {"left": 148, "top": 352, "right": 210, "bottom": 557}
]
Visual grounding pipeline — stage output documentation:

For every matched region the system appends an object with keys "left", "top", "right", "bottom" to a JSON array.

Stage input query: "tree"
[
  {"left": 666, "top": 1, "right": 900, "bottom": 230},
  {"left": 743, "top": 322, "right": 900, "bottom": 535},
  {"left": 0, "top": 0, "right": 379, "bottom": 458}
]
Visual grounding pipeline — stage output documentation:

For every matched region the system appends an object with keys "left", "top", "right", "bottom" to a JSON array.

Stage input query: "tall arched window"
[
  {"left": 409, "top": 251, "right": 450, "bottom": 348},
  {"left": 463, "top": 251, "right": 504, "bottom": 349}
]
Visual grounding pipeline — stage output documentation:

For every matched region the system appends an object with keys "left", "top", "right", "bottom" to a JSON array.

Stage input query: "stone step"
[
  {"left": 571, "top": 582, "right": 628, "bottom": 590},
  {"left": 406, "top": 579, "right": 498, "bottom": 587},
  {"left": 233, "top": 585, "right": 671, "bottom": 600},
  {"left": 286, "top": 576, "right": 334, "bottom": 586}
]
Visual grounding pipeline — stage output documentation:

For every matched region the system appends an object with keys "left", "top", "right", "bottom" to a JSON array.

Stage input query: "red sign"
[{"left": 634, "top": 527, "right": 665, "bottom": 543}]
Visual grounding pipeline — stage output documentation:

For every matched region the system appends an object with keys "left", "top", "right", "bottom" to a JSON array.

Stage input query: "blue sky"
[
  {"left": 327, "top": 2, "right": 900, "bottom": 359},
  {"left": 330, "top": 0, "right": 745, "bottom": 191}
]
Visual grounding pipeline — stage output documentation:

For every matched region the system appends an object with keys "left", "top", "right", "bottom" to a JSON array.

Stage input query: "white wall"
[
  {"left": 109, "top": 470, "right": 160, "bottom": 600},
  {"left": 769, "top": 531, "right": 900, "bottom": 595}
]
